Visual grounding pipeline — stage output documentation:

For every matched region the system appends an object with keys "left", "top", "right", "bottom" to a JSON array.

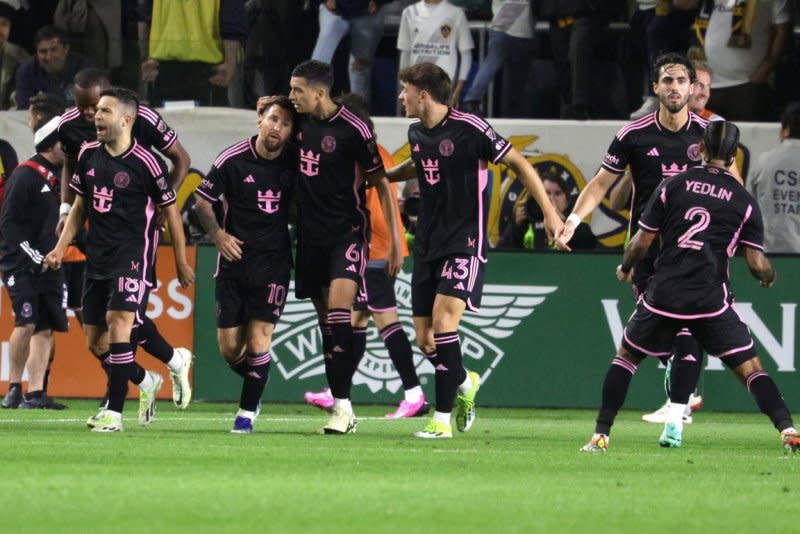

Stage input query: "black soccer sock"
[
  {"left": 746, "top": 371, "right": 794, "bottom": 431},
  {"left": 595, "top": 356, "right": 638, "bottom": 435},
  {"left": 43, "top": 368, "right": 51, "bottom": 394},
  {"left": 319, "top": 321, "right": 335, "bottom": 392},
  {"left": 381, "top": 322, "right": 419, "bottom": 390},
  {"left": 433, "top": 332, "right": 467, "bottom": 413},
  {"left": 133, "top": 315, "right": 173, "bottom": 364},
  {"left": 349, "top": 327, "right": 367, "bottom": 378},
  {"left": 229, "top": 354, "right": 249, "bottom": 379},
  {"left": 327, "top": 308, "right": 354, "bottom": 399},
  {"left": 669, "top": 332, "right": 702, "bottom": 404},
  {"left": 239, "top": 351, "right": 271, "bottom": 412},
  {"left": 107, "top": 342, "right": 136, "bottom": 413}
]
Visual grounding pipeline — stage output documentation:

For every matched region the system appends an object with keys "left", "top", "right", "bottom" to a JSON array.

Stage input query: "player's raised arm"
[
  {"left": 744, "top": 247, "right": 776, "bottom": 288},
  {"left": 617, "top": 228, "right": 656, "bottom": 283},
  {"left": 556, "top": 167, "right": 620, "bottom": 249},
  {"left": 500, "top": 147, "right": 563, "bottom": 239},
  {"left": 385, "top": 158, "right": 417, "bottom": 183},
  {"left": 163, "top": 202, "right": 195, "bottom": 287}
]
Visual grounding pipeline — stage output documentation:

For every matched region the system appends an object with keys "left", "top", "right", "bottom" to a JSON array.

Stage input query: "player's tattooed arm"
[
  {"left": 744, "top": 247, "right": 776, "bottom": 288},
  {"left": 163, "top": 140, "right": 191, "bottom": 190},
  {"left": 385, "top": 158, "right": 417, "bottom": 183},
  {"left": 193, "top": 194, "right": 243, "bottom": 261},
  {"left": 617, "top": 229, "right": 656, "bottom": 282},
  {"left": 368, "top": 172, "right": 404, "bottom": 277},
  {"left": 56, "top": 155, "right": 77, "bottom": 235},
  {"left": 608, "top": 170, "right": 632, "bottom": 211},
  {"left": 164, "top": 202, "right": 195, "bottom": 288},
  {"left": 45, "top": 195, "right": 87, "bottom": 271},
  {"left": 557, "top": 167, "right": 619, "bottom": 250}
]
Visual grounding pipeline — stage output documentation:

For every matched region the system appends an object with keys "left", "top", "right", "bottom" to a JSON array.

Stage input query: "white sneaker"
[
  {"left": 642, "top": 400, "right": 693, "bottom": 424},
  {"left": 138, "top": 371, "right": 163, "bottom": 426},
  {"left": 321, "top": 408, "right": 357, "bottom": 434},
  {"left": 170, "top": 347, "right": 194, "bottom": 410},
  {"left": 90, "top": 410, "right": 123, "bottom": 432},
  {"left": 86, "top": 407, "right": 106, "bottom": 428},
  {"left": 630, "top": 96, "right": 658, "bottom": 119}
]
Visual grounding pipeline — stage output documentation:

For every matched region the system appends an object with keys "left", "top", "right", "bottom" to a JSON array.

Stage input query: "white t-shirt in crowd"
[
  {"left": 491, "top": 0, "right": 533, "bottom": 39},
  {"left": 397, "top": 0, "right": 475, "bottom": 82},
  {"left": 703, "top": 0, "right": 791, "bottom": 88}
]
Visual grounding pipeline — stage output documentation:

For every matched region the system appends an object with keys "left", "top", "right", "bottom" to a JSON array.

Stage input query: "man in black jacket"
[{"left": 0, "top": 115, "right": 69, "bottom": 409}]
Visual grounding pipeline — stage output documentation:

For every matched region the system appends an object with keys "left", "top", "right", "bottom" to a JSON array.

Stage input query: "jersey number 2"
[{"left": 677, "top": 207, "right": 710, "bottom": 250}]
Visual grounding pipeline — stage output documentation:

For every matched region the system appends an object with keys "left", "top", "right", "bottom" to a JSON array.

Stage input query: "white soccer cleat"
[
  {"left": 642, "top": 400, "right": 693, "bottom": 424},
  {"left": 170, "top": 347, "right": 194, "bottom": 410},
  {"left": 321, "top": 408, "right": 357, "bottom": 435},
  {"left": 90, "top": 410, "right": 123, "bottom": 432},
  {"left": 138, "top": 371, "right": 163, "bottom": 426}
]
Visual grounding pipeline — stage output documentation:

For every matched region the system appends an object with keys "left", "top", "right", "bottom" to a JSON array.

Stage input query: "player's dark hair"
[
  {"left": 74, "top": 67, "right": 111, "bottom": 89},
  {"left": 334, "top": 93, "right": 374, "bottom": 133},
  {"left": 651, "top": 53, "right": 696, "bottom": 84},
  {"left": 291, "top": 60, "right": 334, "bottom": 91},
  {"left": 398, "top": 63, "right": 452, "bottom": 106},
  {"left": 99, "top": 87, "right": 140, "bottom": 117},
  {"left": 34, "top": 24, "right": 68, "bottom": 47},
  {"left": 703, "top": 120, "right": 739, "bottom": 166},
  {"left": 781, "top": 102, "right": 800, "bottom": 139},
  {"left": 28, "top": 92, "right": 65, "bottom": 117},
  {"left": 258, "top": 94, "right": 299, "bottom": 138}
]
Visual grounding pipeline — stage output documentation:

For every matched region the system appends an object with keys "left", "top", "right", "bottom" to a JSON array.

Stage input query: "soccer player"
[
  {"left": 580, "top": 120, "right": 800, "bottom": 453},
  {"left": 303, "top": 93, "right": 427, "bottom": 419},
  {"left": 284, "top": 60, "right": 403, "bottom": 434},
  {"left": 57, "top": 68, "right": 194, "bottom": 411},
  {"left": 193, "top": 95, "right": 297, "bottom": 433},
  {"left": 557, "top": 53, "right": 719, "bottom": 433},
  {"left": 45, "top": 88, "right": 195, "bottom": 432},
  {"left": 388, "top": 62, "right": 563, "bottom": 438},
  {"left": 0, "top": 116, "right": 68, "bottom": 410}
]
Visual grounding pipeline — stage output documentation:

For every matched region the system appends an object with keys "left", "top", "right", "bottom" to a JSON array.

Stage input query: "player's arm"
[
  {"left": 193, "top": 193, "right": 243, "bottom": 261},
  {"left": 163, "top": 202, "right": 195, "bottom": 287},
  {"left": 616, "top": 228, "right": 656, "bottom": 283},
  {"left": 556, "top": 167, "right": 620, "bottom": 249},
  {"left": 57, "top": 155, "right": 77, "bottom": 233},
  {"left": 385, "top": 158, "right": 417, "bottom": 183},
  {"left": 744, "top": 247, "right": 776, "bottom": 288},
  {"left": 501, "top": 147, "right": 563, "bottom": 240},
  {"left": 45, "top": 195, "right": 87, "bottom": 271},
  {"left": 163, "top": 140, "right": 190, "bottom": 190},
  {"left": 608, "top": 170, "right": 632, "bottom": 211},
  {"left": 367, "top": 170, "right": 404, "bottom": 277}
]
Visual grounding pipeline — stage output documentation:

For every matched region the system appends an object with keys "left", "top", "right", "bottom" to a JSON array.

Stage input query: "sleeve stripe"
[
  {"left": 339, "top": 107, "right": 373, "bottom": 140},
  {"left": 601, "top": 163, "right": 625, "bottom": 174},
  {"left": 739, "top": 240, "right": 764, "bottom": 250},
  {"left": 159, "top": 133, "right": 178, "bottom": 152},
  {"left": 617, "top": 115, "right": 656, "bottom": 140},
  {"left": 69, "top": 183, "right": 85, "bottom": 195},
  {"left": 492, "top": 141, "right": 512, "bottom": 164},
  {"left": 213, "top": 139, "right": 251, "bottom": 168},
  {"left": 137, "top": 105, "right": 160, "bottom": 125},
  {"left": 58, "top": 107, "right": 81, "bottom": 130},
  {"left": 194, "top": 188, "right": 219, "bottom": 202},
  {"left": 157, "top": 197, "right": 176, "bottom": 207},
  {"left": 450, "top": 109, "right": 489, "bottom": 130},
  {"left": 77, "top": 140, "right": 101, "bottom": 162},
  {"left": 638, "top": 221, "right": 659, "bottom": 232},
  {"left": 132, "top": 144, "right": 164, "bottom": 178},
  {"left": 20, "top": 241, "right": 43, "bottom": 263}
]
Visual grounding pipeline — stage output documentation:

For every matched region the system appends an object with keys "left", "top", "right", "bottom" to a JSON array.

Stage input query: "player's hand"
[
  {"left": 177, "top": 262, "right": 195, "bottom": 288},
  {"left": 155, "top": 207, "right": 168, "bottom": 228},
  {"left": 616, "top": 264, "right": 632, "bottom": 283},
  {"left": 256, "top": 96, "right": 273, "bottom": 115},
  {"left": 386, "top": 242, "right": 403, "bottom": 278},
  {"left": 209, "top": 62, "right": 235, "bottom": 87},
  {"left": 142, "top": 59, "right": 159, "bottom": 82},
  {"left": 553, "top": 217, "right": 573, "bottom": 251},
  {"left": 760, "top": 276, "right": 775, "bottom": 289},
  {"left": 214, "top": 230, "right": 244, "bottom": 261},
  {"left": 55, "top": 214, "right": 67, "bottom": 236},
  {"left": 43, "top": 248, "right": 64, "bottom": 272}
]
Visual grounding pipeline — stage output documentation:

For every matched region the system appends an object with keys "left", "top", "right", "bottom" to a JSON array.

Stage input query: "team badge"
[
  {"left": 439, "top": 139, "right": 454, "bottom": 157},
  {"left": 441, "top": 24, "right": 451, "bottom": 38},
  {"left": 157, "top": 121, "right": 167, "bottom": 133},
  {"left": 687, "top": 143, "right": 702, "bottom": 161},
  {"left": 113, "top": 172, "right": 130, "bottom": 189},
  {"left": 21, "top": 303, "right": 32, "bottom": 318},
  {"left": 321, "top": 136, "right": 337, "bottom": 153}
]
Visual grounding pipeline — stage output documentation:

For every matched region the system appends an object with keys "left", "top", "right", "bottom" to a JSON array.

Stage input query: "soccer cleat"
[
  {"left": 322, "top": 408, "right": 357, "bottom": 434},
  {"left": 138, "top": 371, "right": 163, "bottom": 427},
  {"left": 231, "top": 416, "right": 254, "bottom": 434},
  {"left": 641, "top": 401, "right": 693, "bottom": 424},
  {"left": 580, "top": 433, "right": 609, "bottom": 453},
  {"left": 659, "top": 422, "right": 683, "bottom": 448},
  {"left": 385, "top": 396, "right": 429, "bottom": 419},
  {"left": 782, "top": 429, "right": 800, "bottom": 453},
  {"left": 305, "top": 388, "right": 334, "bottom": 412},
  {"left": 414, "top": 418, "right": 453, "bottom": 439},
  {"left": 90, "top": 410, "right": 123, "bottom": 432},
  {"left": 455, "top": 371, "right": 480, "bottom": 432},
  {"left": 86, "top": 408, "right": 106, "bottom": 428},
  {"left": 42, "top": 396, "right": 68, "bottom": 410},
  {"left": 20, "top": 394, "right": 48, "bottom": 409},
  {"left": 170, "top": 347, "right": 194, "bottom": 410},
  {"left": 688, "top": 393, "right": 703, "bottom": 412},
  {"left": 2, "top": 384, "right": 23, "bottom": 409}
]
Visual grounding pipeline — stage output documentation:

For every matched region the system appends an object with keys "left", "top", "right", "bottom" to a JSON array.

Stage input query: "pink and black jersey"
[
  {"left": 638, "top": 165, "right": 764, "bottom": 318},
  {"left": 70, "top": 140, "right": 176, "bottom": 280},
  {"left": 408, "top": 108, "right": 511, "bottom": 262},
  {"left": 58, "top": 104, "right": 177, "bottom": 160},
  {"left": 196, "top": 136, "right": 295, "bottom": 276},
  {"left": 295, "top": 104, "right": 382, "bottom": 244}
]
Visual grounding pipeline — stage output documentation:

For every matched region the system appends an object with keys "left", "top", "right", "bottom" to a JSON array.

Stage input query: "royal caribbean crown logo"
[{"left": 268, "top": 271, "right": 556, "bottom": 393}]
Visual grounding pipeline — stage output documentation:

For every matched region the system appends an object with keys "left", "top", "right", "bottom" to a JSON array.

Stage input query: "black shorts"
[
  {"left": 215, "top": 261, "right": 291, "bottom": 328},
  {"left": 82, "top": 269, "right": 149, "bottom": 326},
  {"left": 411, "top": 254, "right": 485, "bottom": 317},
  {"left": 354, "top": 264, "right": 397, "bottom": 313},
  {"left": 295, "top": 236, "right": 367, "bottom": 300},
  {"left": 622, "top": 303, "right": 756, "bottom": 368},
  {"left": 2, "top": 270, "right": 68, "bottom": 332},
  {"left": 62, "top": 261, "right": 85, "bottom": 310}
]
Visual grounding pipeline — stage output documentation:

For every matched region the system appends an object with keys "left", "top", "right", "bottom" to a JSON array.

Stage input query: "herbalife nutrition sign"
[{"left": 193, "top": 248, "right": 800, "bottom": 412}]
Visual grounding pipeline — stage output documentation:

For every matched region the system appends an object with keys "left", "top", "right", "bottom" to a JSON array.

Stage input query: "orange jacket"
[{"left": 367, "top": 145, "right": 408, "bottom": 261}]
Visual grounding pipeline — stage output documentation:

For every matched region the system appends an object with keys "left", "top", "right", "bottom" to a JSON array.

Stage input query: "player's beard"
[
  {"left": 260, "top": 133, "right": 282, "bottom": 153},
  {"left": 659, "top": 91, "right": 689, "bottom": 114}
]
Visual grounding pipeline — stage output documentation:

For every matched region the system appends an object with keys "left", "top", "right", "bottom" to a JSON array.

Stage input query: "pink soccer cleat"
[
  {"left": 304, "top": 388, "right": 334, "bottom": 412},
  {"left": 385, "top": 396, "right": 429, "bottom": 419}
]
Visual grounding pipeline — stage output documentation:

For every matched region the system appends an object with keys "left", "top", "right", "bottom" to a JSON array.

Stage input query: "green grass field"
[{"left": 1, "top": 401, "right": 797, "bottom": 533}]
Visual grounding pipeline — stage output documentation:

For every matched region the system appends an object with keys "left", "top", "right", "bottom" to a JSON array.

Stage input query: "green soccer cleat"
[
  {"left": 659, "top": 422, "right": 683, "bottom": 448},
  {"left": 414, "top": 418, "right": 453, "bottom": 439},
  {"left": 89, "top": 410, "right": 123, "bottom": 432},
  {"left": 580, "top": 433, "right": 609, "bottom": 453},
  {"left": 86, "top": 407, "right": 106, "bottom": 428},
  {"left": 455, "top": 370, "right": 480, "bottom": 432},
  {"left": 138, "top": 371, "right": 163, "bottom": 427},
  {"left": 170, "top": 347, "right": 194, "bottom": 410}
]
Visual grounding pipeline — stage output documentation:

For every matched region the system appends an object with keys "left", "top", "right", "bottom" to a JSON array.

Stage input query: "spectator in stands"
[
  {"left": 27, "top": 92, "right": 65, "bottom": 129},
  {"left": 0, "top": 1, "right": 27, "bottom": 109},
  {"left": 461, "top": 0, "right": 534, "bottom": 116},
  {"left": 310, "top": 0, "right": 391, "bottom": 107},
  {"left": 14, "top": 24, "right": 90, "bottom": 109},
  {"left": 689, "top": 59, "right": 722, "bottom": 120},
  {"left": 0, "top": 134, "right": 17, "bottom": 188},
  {"left": 397, "top": 0, "right": 474, "bottom": 107},
  {"left": 688, "top": 0, "right": 791, "bottom": 121},
  {"left": 53, "top": 0, "right": 122, "bottom": 73},
  {"left": 498, "top": 173, "right": 596, "bottom": 250},
  {"left": 747, "top": 102, "right": 800, "bottom": 253},
  {"left": 138, "top": 0, "right": 247, "bottom": 107}
]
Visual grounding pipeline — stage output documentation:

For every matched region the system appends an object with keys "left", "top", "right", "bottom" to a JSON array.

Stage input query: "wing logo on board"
[{"left": 268, "top": 271, "right": 556, "bottom": 393}]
